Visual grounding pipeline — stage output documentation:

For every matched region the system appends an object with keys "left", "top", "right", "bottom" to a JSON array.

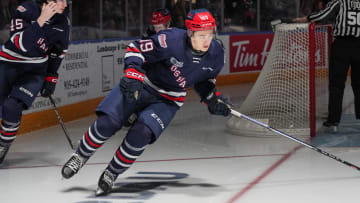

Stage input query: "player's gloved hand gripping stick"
[
  {"left": 120, "top": 67, "right": 145, "bottom": 103},
  {"left": 203, "top": 90, "right": 232, "bottom": 116},
  {"left": 41, "top": 42, "right": 63, "bottom": 97},
  {"left": 40, "top": 73, "right": 58, "bottom": 97}
]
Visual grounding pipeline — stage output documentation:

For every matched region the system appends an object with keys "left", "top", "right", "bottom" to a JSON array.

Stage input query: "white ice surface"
[{"left": 1, "top": 84, "right": 359, "bottom": 203}]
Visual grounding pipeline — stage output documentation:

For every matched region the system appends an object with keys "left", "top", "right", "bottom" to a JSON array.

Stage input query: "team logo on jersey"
[
  {"left": 158, "top": 34, "right": 167, "bottom": 48},
  {"left": 17, "top": 6, "right": 26, "bottom": 13},
  {"left": 170, "top": 57, "right": 183, "bottom": 68}
]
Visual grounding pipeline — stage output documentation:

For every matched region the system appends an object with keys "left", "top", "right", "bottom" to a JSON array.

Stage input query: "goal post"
[{"left": 227, "top": 23, "right": 332, "bottom": 137}]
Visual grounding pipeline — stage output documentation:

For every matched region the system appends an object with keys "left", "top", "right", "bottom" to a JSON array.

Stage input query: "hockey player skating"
[
  {"left": 0, "top": 0, "right": 69, "bottom": 163},
  {"left": 61, "top": 8, "right": 231, "bottom": 195},
  {"left": 143, "top": 8, "right": 172, "bottom": 38}
]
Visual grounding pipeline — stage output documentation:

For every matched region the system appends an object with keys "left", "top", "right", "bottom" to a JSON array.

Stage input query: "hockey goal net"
[{"left": 227, "top": 23, "right": 332, "bottom": 137}]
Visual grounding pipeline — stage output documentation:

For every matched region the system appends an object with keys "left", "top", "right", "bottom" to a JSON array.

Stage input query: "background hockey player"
[
  {"left": 61, "top": 8, "right": 231, "bottom": 195},
  {"left": 125, "top": 8, "right": 172, "bottom": 126},
  {"left": 143, "top": 8, "right": 171, "bottom": 38},
  {"left": 0, "top": 0, "right": 69, "bottom": 163}
]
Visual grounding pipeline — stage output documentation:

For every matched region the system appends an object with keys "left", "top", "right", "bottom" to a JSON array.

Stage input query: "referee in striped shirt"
[{"left": 294, "top": 0, "right": 360, "bottom": 132}]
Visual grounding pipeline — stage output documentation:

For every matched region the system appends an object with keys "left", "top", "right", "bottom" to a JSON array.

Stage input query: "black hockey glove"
[
  {"left": 204, "top": 90, "right": 232, "bottom": 117},
  {"left": 143, "top": 25, "right": 156, "bottom": 38},
  {"left": 120, "top": 67, "right": 145, "bottom": 103},
  {"left": 41, "top": 73, "right": 58, "bottom": 97},
  {"left": 47, "top": 42, "right": 63, "bottom": 58}
]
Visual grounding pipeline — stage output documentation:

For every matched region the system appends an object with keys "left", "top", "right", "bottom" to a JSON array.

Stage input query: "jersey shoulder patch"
[
  {"left": 16, "top": 5, "right": 27, "bottom": 13},
  {"left": 152, "top": 28, "right": 186, "bottom": 50},
  {"left": 157, "top": 34, "right": 167, "bottom": 48},
  {"left": 15, "top": 2, "right": 39, "bottom": 21}
]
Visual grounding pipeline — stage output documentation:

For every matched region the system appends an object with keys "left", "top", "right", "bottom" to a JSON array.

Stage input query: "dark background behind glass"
[{"left": 1, "top": 0, "right": 328, "bottom": 43}]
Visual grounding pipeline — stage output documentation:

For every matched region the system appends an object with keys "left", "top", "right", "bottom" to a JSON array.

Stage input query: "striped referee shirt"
[{"left": 308, "top": 0, "right": 360, "bottom": 37}]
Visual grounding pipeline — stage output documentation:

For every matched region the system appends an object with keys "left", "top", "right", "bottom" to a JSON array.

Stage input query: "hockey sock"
[
  {"left": 0, "top": 120, "right": 20, "bottom": 145},
  {"left": 107, "top": 121, "right": 153, "bottom": 175},
  {"left": 77, "top": 114, "right": 122, "bottom": 158},
  {"left": 0, "top": 97, "right": 23, "bottom": 145}
]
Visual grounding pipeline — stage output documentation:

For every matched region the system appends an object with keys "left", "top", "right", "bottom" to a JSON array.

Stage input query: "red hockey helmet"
[
  {"left": 185, "top": 9, "right": 216, "bottom": 31},
  {"left": 151, "top": 8, "right": 171, "bottom": 25}
]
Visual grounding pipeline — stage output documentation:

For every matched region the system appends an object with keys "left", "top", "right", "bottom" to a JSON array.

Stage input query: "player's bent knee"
[
  {"left": 2, "top": 97, "right": 24, "bottom": 122},
  {"left": 126, "top": 121, "right": 153, "bottom": 148},
  {"left": 96, "top": 114, "right": 122, "bottom": 136}
]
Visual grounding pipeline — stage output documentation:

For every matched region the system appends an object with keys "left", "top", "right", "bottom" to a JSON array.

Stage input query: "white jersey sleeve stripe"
[
  {"left": 124, "top": 52, "right": 145, "bottom": 62},
  {"left": 18, "top": 32, "right": 27, "bottom": 52}
]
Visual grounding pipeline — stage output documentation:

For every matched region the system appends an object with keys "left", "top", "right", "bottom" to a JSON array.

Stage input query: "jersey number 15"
[{"left": 10, "top": 19, "right": 24, "bottom": 32}]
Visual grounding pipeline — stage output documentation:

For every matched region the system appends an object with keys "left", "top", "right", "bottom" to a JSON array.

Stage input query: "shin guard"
[
  {"left": 77, "top": 114, "right": 122, "bottom": 158},
  {"left": 107, "top": 121, "right": 153, "bottom": 175},
  {"left": 0, "top": 97, "right": 23, "bottom": 145}
]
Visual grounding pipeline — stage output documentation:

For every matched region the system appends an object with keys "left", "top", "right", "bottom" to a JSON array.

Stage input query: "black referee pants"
[{"left": 327, "top": 36, "right": 360, "bottom": 123}]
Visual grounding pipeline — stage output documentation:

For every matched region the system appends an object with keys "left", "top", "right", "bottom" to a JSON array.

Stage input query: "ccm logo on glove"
[
  {"left": 41, "top": 74, "right": 58, "bottom": 97},
  {"left": 125, "top": 68, "right": 145, "bottom": 81},
  {"left": 45, "top": 76, "right": 58, "bottom": 83}
]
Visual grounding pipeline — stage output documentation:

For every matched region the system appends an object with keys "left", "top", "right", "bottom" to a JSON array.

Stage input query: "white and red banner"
[
  {"left": 228, "top": 31, "right": 329, "bottom": 73},
  {"left": 9, "top": 29, "right": 328, "bottom": 114},
  {"left": 229, "top": 33, "right": 274, "bottom": 73}
]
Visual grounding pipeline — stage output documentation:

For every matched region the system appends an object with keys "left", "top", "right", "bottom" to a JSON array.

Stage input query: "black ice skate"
[
  {"left": 323, "top": 121, "right": 339, "bottom": 133},
  {"left": 95, "top": 169, "right": 118, "bottom": 196},
  {"left": 61, "top": 152, "right": 88, "bottom": 179},
  {"left": 0, "top": 142, "right": 10, "bottom": 164}
]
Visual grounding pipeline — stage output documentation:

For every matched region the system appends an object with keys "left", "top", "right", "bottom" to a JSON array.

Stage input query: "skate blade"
[{"left": 95, "top": 187, "right": 106, "bottom": 196}]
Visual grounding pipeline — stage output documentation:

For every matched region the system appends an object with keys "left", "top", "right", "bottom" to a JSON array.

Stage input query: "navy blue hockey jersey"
[
  {"left": 0, "top": 1, "right": 69, "bottom": 74},
  {"left": 125, "top": 28, "right": 225, "bottom": 106}
]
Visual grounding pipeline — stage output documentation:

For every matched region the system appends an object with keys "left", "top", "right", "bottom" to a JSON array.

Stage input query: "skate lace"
[
  {"left": 103, "top": 170, "right": 116, "bottom": 186},
  {"left": 66, "top": 154, "right": 84, "bottom": 172}
]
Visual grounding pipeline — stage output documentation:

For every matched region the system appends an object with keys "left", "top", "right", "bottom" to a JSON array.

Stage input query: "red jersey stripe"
[
  {"left": 0, "top": 50, "right": 22, "bottom": 61},
  {"left": 14, "top": 35, "right": 21, "bottom": 50},
  {"left": 126, "top": 47, "right": 141, "bottom": 53},
  {"left": 159, "top": 93, "right": 185, "bottom": 102}
]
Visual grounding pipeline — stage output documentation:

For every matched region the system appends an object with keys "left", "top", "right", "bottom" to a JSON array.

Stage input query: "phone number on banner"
[{"left": 64, "top": 77, "right": 90, "bottom": 90}]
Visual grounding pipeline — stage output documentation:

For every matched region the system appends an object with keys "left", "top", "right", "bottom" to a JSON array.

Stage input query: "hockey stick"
[
  {"left": 230, "top": 108, "right": 360, "bottom": 171},
  {"left": 49, "top": 95, "right": 75, "bottom": 150}
]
